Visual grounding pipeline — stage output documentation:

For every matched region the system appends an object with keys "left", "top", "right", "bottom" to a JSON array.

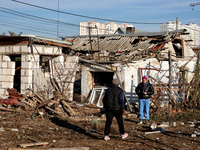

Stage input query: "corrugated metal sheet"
[{"left": 66, "top": 36, "right": 137, "bottom": 52}]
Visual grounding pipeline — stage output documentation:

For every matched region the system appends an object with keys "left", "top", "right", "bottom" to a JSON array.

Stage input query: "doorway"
[
  {"left": 10, "top": 55, "right": 21, "bottom": 93},
  {"left": 92, "top": 72, "right": 114, "bottom": 87}
]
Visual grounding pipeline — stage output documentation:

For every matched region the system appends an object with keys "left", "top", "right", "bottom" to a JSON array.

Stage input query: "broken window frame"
[{"left": 88, "top": 86, "right": 108, "bottom": 108}]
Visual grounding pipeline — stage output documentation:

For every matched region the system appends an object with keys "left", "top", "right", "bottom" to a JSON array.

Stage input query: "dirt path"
[{"left": 0, "top": 111, "right": 200, "bottom": 150}]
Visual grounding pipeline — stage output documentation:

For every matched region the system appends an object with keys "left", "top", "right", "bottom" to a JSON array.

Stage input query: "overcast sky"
[{"left": 0, "top": 0, "right": 199, "bottom": 39}]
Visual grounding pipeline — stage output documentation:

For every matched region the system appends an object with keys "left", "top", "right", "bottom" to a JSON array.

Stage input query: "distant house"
[
  {"left": 0, "top": 35, "right": 78, "bottom": 101},
  {"left": 64, "top": 29, "right": 196, "bottom": 106}
]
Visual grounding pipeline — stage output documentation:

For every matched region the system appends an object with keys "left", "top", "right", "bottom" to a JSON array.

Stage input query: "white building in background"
[
  {"left": 160, "top": 21, "right": 200, "bottom": 48},
  {"left": 80, "top": 21, "right": 134, "bottom": 36}
]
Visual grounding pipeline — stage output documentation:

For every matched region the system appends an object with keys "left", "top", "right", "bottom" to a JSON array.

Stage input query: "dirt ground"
[{"left": 0, "top": 110, "right": 200, "bottom": 150}]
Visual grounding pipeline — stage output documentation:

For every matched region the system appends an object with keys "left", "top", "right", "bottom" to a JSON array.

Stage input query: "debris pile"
[{"left": 0, "top": 88, "right": 102, "bottom": 119}]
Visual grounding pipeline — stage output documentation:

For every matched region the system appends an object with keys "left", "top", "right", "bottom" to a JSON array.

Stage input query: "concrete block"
[
  {"left": 21, "top": 69, "right": 33, "bottom": 77},
  {"left": 22, "top": 55, "right": 36, "bottom": 62},
  {"left": 21, "top": 76, "right": 32, "bottom": 84},
  {"left": 21, "top": 46, "right": 30, "bottom": 53},
  {"left": 1, "top": 62, "right": 8, "bottom": 68},
  {"left": 32, "top": 62, "right": 39, "bottom": 69},
  {"left": 31, "top": 55, "right": 40, "bottom": 62},
  {"left": 44, "top": 47, "right": 54, "bottom": 54},
  {"left": 8, "top": 62, "right": 15, "bottom": 69},
  {"left": 0, "top": 89, "right": 6, "bottom": 95},
  {"left": 34, "top": 46, "right": 43, "bottom": 54},
  {"left": 6, "top": 46, "right": 12, "bottom": 53},
  {"left": 13, "top": 46, "right": 21, "bottom": 53},
  {"left": 2, "top": 55, "right": 11, "bottom": 61},
  {"left": 21, "top": 83, "right": 32, "bottom": 91},
  {"left": 53, "top": 47, "right": 62, "bottom": 54},
  {"left": 0, "top": 75, "right": 14, "bottom": 82},
  {"left": 0, "top": 47, "right": 6, "bottom": 54},
  {"left": 2, "top": 82, "right": 13, "bottom": 88},
  {"left": 22, "top": 62, "right": 33, "bottom": 69},
  {"left": 2, "top": 68, "right": 15, "bottom": 75}
]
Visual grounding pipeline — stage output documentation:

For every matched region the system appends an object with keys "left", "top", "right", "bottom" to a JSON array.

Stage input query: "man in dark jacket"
[
  {"left": 103, "top": 78, "right": 128, "bottom": 141},
  {"left": 135, "top": 75, "right": 154, "bottom": 125}
]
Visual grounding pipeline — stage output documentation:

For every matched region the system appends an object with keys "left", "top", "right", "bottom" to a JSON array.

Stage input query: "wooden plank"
[
  {"left": 144, "top": 131, "right": 161, "bottom": 135},
  {"left": 60, "top": 100, "right": 76, "bottom": 116},
  {"left": 8, "top": 147, "right": 89, "bottom": 150},
  {"left": 19, "top": 142, "right": 48, "bottom": 148}
]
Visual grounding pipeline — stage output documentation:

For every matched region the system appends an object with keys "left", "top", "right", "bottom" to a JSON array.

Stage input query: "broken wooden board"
[
  {"left": 18, "top": 142, "right": 48, "bottom": 148},
  {"left": 8, "top": 147, "right": 90, "bottom": 150}
]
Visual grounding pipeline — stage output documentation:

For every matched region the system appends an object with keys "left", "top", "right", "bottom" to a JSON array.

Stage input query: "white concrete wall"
[
  {"left": 21, "top": 54, "right": 40, "bottom": 94},
  {"left": 0, "top": 44, "right": 63, "bottom": 97},
  {"left": 81, "top": 57, "right": 197, "bottom": 104},
  {"left": 52, "top": 55, "right": 79, "bottom": 101},
  {"left": 0, "top": 55, "right": 15, "bottom": 98}
]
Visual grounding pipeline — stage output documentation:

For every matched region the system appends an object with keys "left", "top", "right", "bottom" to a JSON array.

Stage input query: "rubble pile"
[{"left": 0, "top": 88, "right": 102, "bottom": 119}]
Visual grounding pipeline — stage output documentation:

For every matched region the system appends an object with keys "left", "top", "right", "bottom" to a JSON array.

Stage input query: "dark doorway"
[
  {"left": 92, "top": 72, "right": 114, "bottom": 87},
  {"left": 10, "top": 55, "right": 21, "bottom": 93}
]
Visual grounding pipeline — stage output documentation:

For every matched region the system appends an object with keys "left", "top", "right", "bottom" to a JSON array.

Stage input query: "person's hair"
[{"left": 112, "top": 79, "right": 120, "bottom": 85}]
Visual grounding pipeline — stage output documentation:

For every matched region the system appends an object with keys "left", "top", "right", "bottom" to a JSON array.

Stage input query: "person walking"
[
  {"left": 135, "top": 75, "right": 154, "bottom": 125},
  {"left": 103, "top": 78, "right": 128, "bottom": 141}
]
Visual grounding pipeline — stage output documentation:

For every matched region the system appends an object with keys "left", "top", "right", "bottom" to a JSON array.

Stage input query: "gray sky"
[{"left": 0, "top": 0, "right": 199, "bottom": 39}]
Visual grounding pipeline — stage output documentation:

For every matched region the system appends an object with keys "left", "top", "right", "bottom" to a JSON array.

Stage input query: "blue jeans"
[{"left": 139, "top": 99, "right": 150, "bottom": 120}]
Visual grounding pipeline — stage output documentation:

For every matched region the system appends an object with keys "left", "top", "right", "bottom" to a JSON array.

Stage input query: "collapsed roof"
[
  {"left": 0, "top": 35, "right": 72, "bottom": 47},
  {"left": 64, "top": 29, "right": 191, "bottom": 63}
]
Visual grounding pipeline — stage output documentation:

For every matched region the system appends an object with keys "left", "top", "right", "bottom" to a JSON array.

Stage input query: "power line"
[
  {"left": 0, "top": 7, "right": 80, "bottom": 28},
  {"left": 0, "top": 14, "right": 76, "bottom": 34},
  {"left": 0, "top": 7, "right": 116, "bottom": 32},
  {"left": 0, "top": 22, "right": 57, "bottom": 36},
  {"left": 11, "top": 0, "right": 163, "bottom": 25}
]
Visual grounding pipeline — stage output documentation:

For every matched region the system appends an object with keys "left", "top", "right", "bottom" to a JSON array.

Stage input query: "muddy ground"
[{"left": 0, "top": 110, "right": 200, "bottom": 150}]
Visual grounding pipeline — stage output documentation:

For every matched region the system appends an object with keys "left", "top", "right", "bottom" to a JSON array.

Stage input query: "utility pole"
[
  {"left": 88, "top": 27, "right": 93, "bottom": 59},
  {"left": 57, "top": 0, "right": 59, "bottom": 39},
  {"left": 176, "top": 17, "right": 179, "bottom": 31},
  {"left": 168, "top": 50, "right": 172, "bottom": 115}
]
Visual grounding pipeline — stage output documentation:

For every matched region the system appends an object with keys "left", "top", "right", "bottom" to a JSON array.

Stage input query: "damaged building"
[
  {"left": 0, "top": 28, "right": 197, "bottom": 109},
  {"left": 0, "top": 35, "right": 79, "bottom": 101},
  {"left": 64, "top": 28, "right": 197, "bottom": 108}
]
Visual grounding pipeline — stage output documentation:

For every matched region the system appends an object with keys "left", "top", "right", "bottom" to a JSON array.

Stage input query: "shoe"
[
  {"left": 122, "top": 133, "right": 128, "bottom": 139},
  {"left": 137, "top": 119, "right": 142, "bottom": 124},
  {"left": 104, "top": 136, "right": 110, "bottom": 141},
  {"left": 145, "top": 120, "right": 149, "bottom": 125}
]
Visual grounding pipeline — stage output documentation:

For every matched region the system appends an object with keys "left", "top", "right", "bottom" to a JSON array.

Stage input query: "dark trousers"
[{"left": 104, "top": 110, "right": 125, "bottom": 136}]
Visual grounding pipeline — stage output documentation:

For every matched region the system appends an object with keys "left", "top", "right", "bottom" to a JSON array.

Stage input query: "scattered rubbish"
[
  {"left": 145, "top": 127, "right": 166, "bottom": 135},
  {"left": 0, "top": 127, "right": 5, "bottom": 132},
  {"left": 169, "top": 122, "right": 176, "bottom": 127},
  {"left": 149, "top": 122, "right": 157, "bottom": 130},
  {"left": 11, "top": 128, "right": 19, "bottom": 132}
]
